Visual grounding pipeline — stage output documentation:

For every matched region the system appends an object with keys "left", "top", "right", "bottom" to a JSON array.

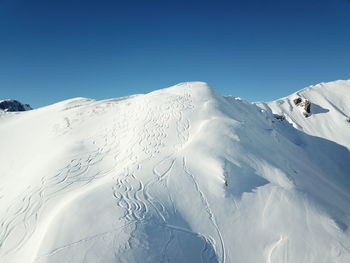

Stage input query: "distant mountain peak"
[{"left": 0, "top": 99, "right": 32, "bottom": 112}]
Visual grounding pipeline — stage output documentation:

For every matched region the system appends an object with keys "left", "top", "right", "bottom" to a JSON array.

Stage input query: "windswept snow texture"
[{"left": 0, "top": 81, "right": 350, "bottom": 263}]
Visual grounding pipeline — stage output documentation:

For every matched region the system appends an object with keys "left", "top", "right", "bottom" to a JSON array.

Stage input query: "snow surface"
[{"left": 0, "top": 80, "right": 350, "bottom": 263}]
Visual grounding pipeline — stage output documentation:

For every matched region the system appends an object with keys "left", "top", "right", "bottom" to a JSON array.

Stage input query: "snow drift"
[{"left": 0, "top": 80, "right": 350, "bottom": 263}]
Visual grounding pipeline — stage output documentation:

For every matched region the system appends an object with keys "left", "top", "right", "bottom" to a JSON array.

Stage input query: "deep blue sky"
[{"left": 1, "top": 0, "right": 350, "bottom": 108}]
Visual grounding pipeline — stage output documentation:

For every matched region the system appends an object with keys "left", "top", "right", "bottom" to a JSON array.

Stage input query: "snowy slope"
[
  {"left": 0, "top": 81, "right": 350, "bottom": 263},
  {"left": 258, "top": 79, "right": 350, "bottom": 149}
]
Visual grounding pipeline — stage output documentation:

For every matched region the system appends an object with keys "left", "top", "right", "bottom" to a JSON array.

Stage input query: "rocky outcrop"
[
  {"left": 0, "top": 100, "right": 32, "bottom": 112},
  {"left": 292, "top": 97, "right": 311, "bottom": 118},
  {"left": 273, "top": 114, "right": 286, "bottom": 121},
  {"left": 304, "top": 100, "right": 311, "bottom": 114},
  {"left": 293, "top": 97, "right": 302, "bottom": 106}
]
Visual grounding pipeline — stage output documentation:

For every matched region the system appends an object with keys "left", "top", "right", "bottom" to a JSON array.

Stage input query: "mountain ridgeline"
[{"left": 0, "top": 80, "right": 349, "bottom": 263}]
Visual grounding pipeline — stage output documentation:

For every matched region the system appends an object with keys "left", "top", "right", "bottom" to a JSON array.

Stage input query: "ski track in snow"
[
  {"left": 103, "top": 85, "right": 183, "bottom": 257},
  {"left": 0, "top": 83, "right": 223, "bottom": 262},
  {"left": 267, "top": 236, "right": 287, "bottom": 263},
  {"left": 2, "top": 80, "right": 350, "bottom": 262},
  {"left": 183, "top": 157, "right": 226, "bottom": 263},
  {"left": 0, "top": 104, "right": 123, "bottom": 259},
  {"left": 110, "top": 83, "right": 220, "bottom": 262},
  {"left": 35, "top": 221, "right": 135, "bottom": 260},
  {"left": 0, "top": 138, "right": 119, "bottom": 257}
]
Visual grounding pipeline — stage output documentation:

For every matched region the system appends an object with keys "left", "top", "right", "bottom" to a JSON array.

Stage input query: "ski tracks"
[
  {"left": 1, "top": 85, "right": 220, "bottom": 262},
  {"left": 0, "top": 104, "right": 123, "bottom": 259},
  {"left": 183, "top": 157, "right": 226, "bottom": 263},
  {"left": 113, "top": 86, "right": 194, "bottom": 226},
  {"left": 267, "top": 236, "right": 288, "bottom": 263},
  {"left": 111, "top": 85, "right": 207, "bottom": 260}
]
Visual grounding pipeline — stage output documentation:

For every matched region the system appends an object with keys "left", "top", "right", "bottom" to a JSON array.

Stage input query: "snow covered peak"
[
  {"left": 0, "top": 99, "right": 32, "bottom": 112},
  {"left": 1, "top": 80, "right": 350, "bottom": 263},
  {"left": 259, "top": 79, "right": 350, "bottom": 149},
  {"left": 150, "top": 81, "right": 221, "bottom": 100},
  {"left": 295, "top": 79, "right": 350, "bottom": 96}
]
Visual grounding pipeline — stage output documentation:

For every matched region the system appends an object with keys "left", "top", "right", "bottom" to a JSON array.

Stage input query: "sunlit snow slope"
[{"left": 0, "top": 81, "right": 350, "bottom": 263}]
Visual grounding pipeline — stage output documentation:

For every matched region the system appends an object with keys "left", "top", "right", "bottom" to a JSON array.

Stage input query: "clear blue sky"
[{"left": 1, "top": 0, "right": 350, "bottom": 108}]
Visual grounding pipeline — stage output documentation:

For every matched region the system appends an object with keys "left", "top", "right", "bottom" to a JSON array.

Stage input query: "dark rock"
[
  {"left": 304, "top": 100, "right": 311, "bottom": 113},
  {"left": 293, "top": 97, "right": 302, "bottom": 105},
  {"left": 273, "top": 114, "right": 285, "bottom": 121},
  {"left": 0, "top": 100, "right": 32, "bottom": 112}
]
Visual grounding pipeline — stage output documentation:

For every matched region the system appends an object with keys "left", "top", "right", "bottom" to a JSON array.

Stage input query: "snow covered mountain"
[
  {"left": 0, "top": 100, "right": 32, "bottom": 112},
  {"left": 0, "top": 80, "right": 349, "bottom": 263}
]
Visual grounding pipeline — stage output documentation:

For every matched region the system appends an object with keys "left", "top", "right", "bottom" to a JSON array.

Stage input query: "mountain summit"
[{"left": 0, "top": 80, "right": 349, "bottom": 263}]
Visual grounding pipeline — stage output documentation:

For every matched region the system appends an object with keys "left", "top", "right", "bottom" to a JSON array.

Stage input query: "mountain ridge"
[{"left": 0, "top": 80, "right": 349, "bottom": 263}]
